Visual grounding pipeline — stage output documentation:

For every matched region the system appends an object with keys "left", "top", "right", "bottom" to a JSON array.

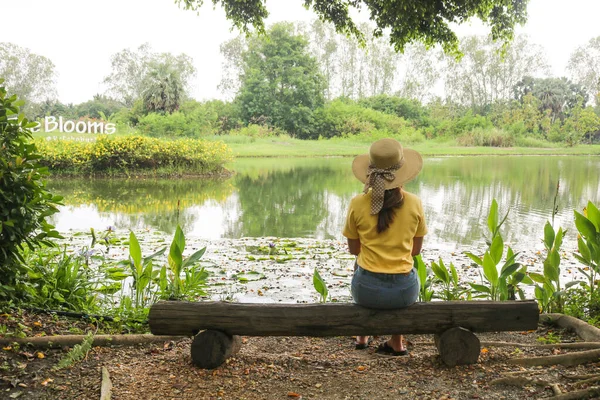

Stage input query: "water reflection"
[{"left": 47, "top": 156, "right": 600, "bottom": 248}]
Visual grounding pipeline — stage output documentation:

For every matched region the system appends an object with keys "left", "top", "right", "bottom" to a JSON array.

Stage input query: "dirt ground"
[{"left": 2, "top": 319, "right": 600, "bottom": 400}]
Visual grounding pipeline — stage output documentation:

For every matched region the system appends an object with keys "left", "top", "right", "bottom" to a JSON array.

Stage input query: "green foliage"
[
  {"left": 159, "top": 225, "right": 208, "bottom": 300},
  {"left": 237, "top": 23, "right": 326, "bottom": 139},
  {"left": 75, "top": 95, "right": 124, "bottom": 119},
  {"left": 35, "top": 135, "right": 233, "bottom": 175},
  {"left": 465, "top": 199, "right": 531, "bottom": 301},
  {"left": 54, "top": 332, "right": 94, "bottom": 370},
  {"left": 0, "top": 80, "right": 63, "bottom": 299},
  {"left": 456, "top": 128, "right": 515, "bottom": 147},
  {"left": 530, "top": 222, "right": 574, "bottom": 313},
  {"left": 123, "top": 231, "right": 165, "bottom": 309},
  {"left": 431, "top": 258, "right": 466, "bottom": 301},
  {"left": 564, "top": 287, "right": 600, "bottom": 326},
  {"left": 573, "top": 201, "right": 600, "bottom": 298},
  {"left": 22, "top": 247, "right": 99, "bottom": 313},
  {"left": 313, "top": 267, "right": 328, "bottom": 303},
  {"left": 177, "top": 0, "right": 528, "bottom": 55},
  {"left": 142, "top": 60, "right": 185, "bottom": 114},
  {"left": 314, "top": 98, "right": 420, "bottom": 141},
  {"left": 414, "top": 255, "right": 434, "bottom": 302}
]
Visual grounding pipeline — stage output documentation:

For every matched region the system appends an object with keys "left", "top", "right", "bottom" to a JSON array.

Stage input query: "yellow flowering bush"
[{"left": 35, "top": 136, "right": 233, "bottom": 175}]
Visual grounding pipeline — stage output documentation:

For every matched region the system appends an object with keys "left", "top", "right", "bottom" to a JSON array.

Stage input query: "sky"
[{"left": 2, "top": 0, "right": 600, "bottom": 104}]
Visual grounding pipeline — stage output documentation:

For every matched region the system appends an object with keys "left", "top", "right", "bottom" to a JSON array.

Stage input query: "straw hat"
[{"left": 352, "top": 138, "right": 423, "bottom": 189}]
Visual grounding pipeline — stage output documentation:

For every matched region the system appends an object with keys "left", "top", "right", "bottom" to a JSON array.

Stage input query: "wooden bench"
[{"left": 148, "top": 300, "right": 539, "bottom": 368}]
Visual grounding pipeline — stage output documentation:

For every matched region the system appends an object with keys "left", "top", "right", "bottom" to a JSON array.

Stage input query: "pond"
[{"left": 47, "top": 155, "right": 600, "bottom": 250}]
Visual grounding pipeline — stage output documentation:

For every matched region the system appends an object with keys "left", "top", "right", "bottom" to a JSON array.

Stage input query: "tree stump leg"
[
  {"left": 190, "top": 330, "right": 241, "bottom": 369},
  {"left": 434, "top": 327, "right": 481, "bottom": 367}
]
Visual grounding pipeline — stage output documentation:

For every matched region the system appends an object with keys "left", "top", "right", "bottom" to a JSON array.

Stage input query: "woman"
[{"left": 342, "top": 138, "right": 427, "bottom": 356}]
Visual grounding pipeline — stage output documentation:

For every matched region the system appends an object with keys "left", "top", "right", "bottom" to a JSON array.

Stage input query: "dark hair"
[{"left": 377, "top": 187, "right": 404, "bottom": 233}]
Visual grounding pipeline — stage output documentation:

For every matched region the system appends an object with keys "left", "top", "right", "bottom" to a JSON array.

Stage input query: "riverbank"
[{"left": 216, "top": 136, "right": 600, "bottom": 157}]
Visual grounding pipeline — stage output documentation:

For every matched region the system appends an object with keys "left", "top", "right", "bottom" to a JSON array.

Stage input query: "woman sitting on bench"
[{"left": 343, "top": 138, "right": 427, "bottom": 356}]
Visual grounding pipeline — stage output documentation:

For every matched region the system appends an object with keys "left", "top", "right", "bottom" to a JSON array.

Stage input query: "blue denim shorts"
[{"left": 351, "top": 264, "right": 419, "bottom": 309}]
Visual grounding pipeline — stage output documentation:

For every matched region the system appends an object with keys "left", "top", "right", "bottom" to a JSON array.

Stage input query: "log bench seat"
[{"left": 148, "top": 300, "right": 539, "bottom": 368}]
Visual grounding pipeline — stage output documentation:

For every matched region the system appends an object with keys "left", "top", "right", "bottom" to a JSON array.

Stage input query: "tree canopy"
[{"left": 176, "top": 0, "right": 529, "bottom": 54}]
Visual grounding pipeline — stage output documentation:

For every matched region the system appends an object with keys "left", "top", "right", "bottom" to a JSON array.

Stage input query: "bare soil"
[{"left": 2, "top": 312, "right": 600, "bottom": 400}]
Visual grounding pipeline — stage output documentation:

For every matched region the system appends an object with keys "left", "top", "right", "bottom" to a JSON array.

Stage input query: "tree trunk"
[
  {"left": 540, "top": 313, "right": 600, "bottom": 342},
  {"left": 100, "top": 366, "right": 112, "bottom": 400},
  {"left": 434, "top": 327, "right": 481, "bottom": 366},
  {"left": 190, "top": 330, "right": 241, "bottom": 369},
  {"left": 149, "top": 300, "right": 539, "bottom": 337}
]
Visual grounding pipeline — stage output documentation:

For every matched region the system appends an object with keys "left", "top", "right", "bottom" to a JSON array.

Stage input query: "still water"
[{"left": 47, "top": 156, "right": 600, "bottom": 250}]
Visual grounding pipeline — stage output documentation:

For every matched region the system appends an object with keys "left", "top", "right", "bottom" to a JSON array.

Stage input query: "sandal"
[
  {"left": 375, "top": 342, "right": 408, "bottom": 356},
  {"left": 354, "top": 337, "right": 373, "bottom": 350}
]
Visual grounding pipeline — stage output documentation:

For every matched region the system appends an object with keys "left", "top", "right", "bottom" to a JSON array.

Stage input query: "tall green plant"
[
  {"left": 431, "top": 258, "right": 466, "bottom": 301},
  {"left": 414, "top": 255, "right": 434, "bottom": 302},
  {"left": 530, "top": 222, "right": 576, "bottom": 313},
  {"left": 0, "top": 79, "right": 63, "bottom": 299},
  {"left": 159, "top": 225, "right": 207, "bottom": 300},
  {"left": 573, "top": 201, "right": 600, "bottom": 298},
  {"left": 465, "top": 199, "right": 531, "bottom": 300},
  {"left": 313, "top": 267, "right": 328, "bottom": 303},
  {"left": 126, "top": 231, "right": 165, "bottom": 308}
]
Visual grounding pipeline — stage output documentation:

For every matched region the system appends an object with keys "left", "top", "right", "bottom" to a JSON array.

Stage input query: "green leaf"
[
  {"left": 449, "top": 262, "right": 459, "bottom": 285},
  {"left": 500, "top": 263, "right": 520, "bottom": 279},
  {"left": 554, "top": 227, "right": 564, "bottom": 250},
  {"left": 543, "top": 221, "right": 555, "bottom": 250},
  {"left": 431, "top": 260, "right": 449, "bottom": 283},
  {"left": 313, "top": 267, "right": 328, "bottom": 302},
  {"left": 182, "top": 247, "right": 207, "bottom": 269},
  {"left": 489, "top": 234, "right": 504, "bottom": 264},
  {"left": 464, "top": 252, "right": 483, "bottom": 266},
  {"left": 576, "top": 237, "right": 591, "bottom": 264},
  {"left": 482, "top": 251, "right": 498, "bottom": 286},
  {"left": 574, "top": 211, "right": 596, "bottom": 240},
  {"left": 529, "top": 272, "right": 547, "bottom": 284},
  {"left": 129, "top": 231, "right": 142, "bottom": 269},
  {"left": 234, "top": 271, "right": 266, "bottom": 282},
  {"left": 487, "top": 199, "right": 498, "bottom": 236},
  {"left": 414, "top": 255, "right": 427, "bottom": 288},
  {"left": 586, "top": 201, "right": 600, "bottom": 231},
  {"left": 468, "top": 283, "right": 491, "bottom": 294},
  {"left": 565, "top": 281, "right": 582, "bottom": 289}
]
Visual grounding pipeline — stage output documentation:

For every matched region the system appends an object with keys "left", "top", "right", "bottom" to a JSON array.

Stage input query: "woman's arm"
[
  {"left": 412, "top": 236, "right": 424, "bottom": 256},
  {"left": 347, "top": 238, "right": 361, "bottom": 256}
]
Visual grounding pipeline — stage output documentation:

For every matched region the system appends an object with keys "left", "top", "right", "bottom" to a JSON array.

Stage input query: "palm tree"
[{"left": 141, "top": 61, "right": 184, "bottom": 114}]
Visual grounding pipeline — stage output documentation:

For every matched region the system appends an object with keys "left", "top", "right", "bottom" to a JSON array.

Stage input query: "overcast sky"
[{"left": 3, "top": 0, "right": 600, "bottom": 104}]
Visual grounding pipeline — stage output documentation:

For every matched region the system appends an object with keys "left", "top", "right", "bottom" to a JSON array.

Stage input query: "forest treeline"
[{"left": 2, "top": 22, "right": 600, "bottom": 146}]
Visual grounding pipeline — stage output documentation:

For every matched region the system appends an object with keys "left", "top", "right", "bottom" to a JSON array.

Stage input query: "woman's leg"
[{"left": 387, "top": 334, "right": 405, "bottom": 351}]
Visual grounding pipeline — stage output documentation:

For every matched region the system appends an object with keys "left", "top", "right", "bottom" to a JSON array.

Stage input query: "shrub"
[
  {"left": 0, "top": 80, "right": 63, "bottom": 299},
  {"left": 35, "top": 135, "right": 233, "bottom": 175},
  {"left": 456, "top": 128, "right": 515, "bottom": 147},
  {"left": 313, "top": 99, "right": 417, "bottom": 139}
]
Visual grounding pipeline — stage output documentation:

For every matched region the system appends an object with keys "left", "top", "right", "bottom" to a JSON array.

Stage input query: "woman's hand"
[
  {"left": 412, "top": 236, "right": 423, "bottom": 256},
  {"left": 347, "top": 238, "right": 361, "bottom": 256}
]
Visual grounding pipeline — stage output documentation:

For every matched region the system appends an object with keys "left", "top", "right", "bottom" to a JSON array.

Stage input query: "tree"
[
  {"left": 443, "top": 35, "right": 548, "bottom": 111},
  {"left": 514, "top": 76, "right": 588, "bottom": 123},
  {"left": 0, "top": 42, "right": 57, "bottom": 107},
  {"left": 236, "top": 23, "right": 326, "bottom": 138},
  {"left": 394, "top": 43, "right": 442, "bottom": 102},
  {"left": 567, "top": 36, "right": 600, "bottom": 106},
  {"left": 141, "top": 61, "right": 186, "bottom": 114},
  {"left": 176, "top": 0, "right": 529, "bottom": 55},
  {"left": 103, "top": 44, "right": 196, "bottom": 107}
]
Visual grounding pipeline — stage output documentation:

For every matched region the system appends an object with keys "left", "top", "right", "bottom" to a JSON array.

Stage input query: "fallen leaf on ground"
[
  {"left": 41, "top": 378, "right": 54, "bottom": 386},
  {"left": 287, "top": 392, "right": 302, "bottom": 398}
]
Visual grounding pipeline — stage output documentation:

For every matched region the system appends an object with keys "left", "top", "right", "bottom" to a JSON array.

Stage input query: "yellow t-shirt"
[{"left": 343, "top": 190, "right": 427, "bottom": 274}]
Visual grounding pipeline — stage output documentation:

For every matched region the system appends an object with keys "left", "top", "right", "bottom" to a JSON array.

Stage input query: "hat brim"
[{"left": 352, "top": 148, "right": 423, "bottom": 189}]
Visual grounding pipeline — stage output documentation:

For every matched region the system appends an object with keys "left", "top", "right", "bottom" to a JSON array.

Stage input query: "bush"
[
  {"left": 313, "top": 99, "right": 418, "bottom": 139},
  {"left": 358, "top": 95, "right": 429, "bottom": 125},
  {"left": 35, "top": 135, "right": 233, "bottom": 175},
  {"left": 0, "top": 80, "right": 63, "bottom": 299},
  {"left": 456, "top": 127, "right": 515, "bottom": 147}
]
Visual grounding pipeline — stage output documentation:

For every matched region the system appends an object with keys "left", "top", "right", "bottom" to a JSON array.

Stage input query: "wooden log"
[
  {"left": 434, "top": 327, "right": 481, "bottom": 366},
  {"left": 190, "top": 330, "right": 241, "bottom": 369},
  {"left": 149, "top": 300, "right": 539, "bottom": 337},
  {"left": 0, "top": 334, "right": 185, "bottom": 349}
]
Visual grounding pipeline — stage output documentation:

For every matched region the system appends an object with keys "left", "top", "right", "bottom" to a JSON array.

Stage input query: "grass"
[
  {"left": 219, "top": 135, "right": 600, "bottom": 157},
  {"left": 32, "top": 131, "right": 600, "bottom": 157}
]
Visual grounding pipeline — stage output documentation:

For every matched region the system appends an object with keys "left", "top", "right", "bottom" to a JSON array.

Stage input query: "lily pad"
[{"left": 233, "top": 271, "right": 266, "bottom": 282}]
